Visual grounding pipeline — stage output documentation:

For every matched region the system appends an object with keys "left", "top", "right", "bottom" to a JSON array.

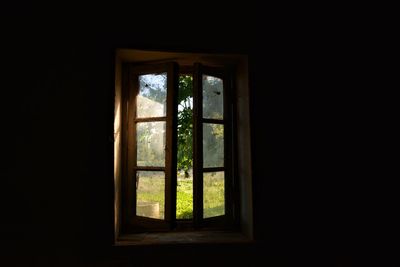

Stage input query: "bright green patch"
[
  {"left": 136, "top": 175, "right": 224, "bottom": 220},
  {"left": 177, "top": 178, "right": 193, "bottom": 219}
]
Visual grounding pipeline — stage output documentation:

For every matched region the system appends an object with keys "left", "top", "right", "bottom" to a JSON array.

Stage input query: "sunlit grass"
[
  {"left": 136, "top": 173, "right": 224, "bottom": 220},
  {"left": 177, "top": 177, "right": 193, "bottom": 219},
  {"left": 204, "top": 172, "right": 225, "bottom": 218}
]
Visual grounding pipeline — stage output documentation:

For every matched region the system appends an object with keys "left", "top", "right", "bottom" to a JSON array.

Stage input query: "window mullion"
[
  {"left": 193, "top": 63, "right": 203, "bottom": 227},
  {"left": 165, "top": 62, "right": 178, "bottom": 228},
  {"left": 223, "top": 69, "right": 234, "bottom": 223},
  {"left": 126, "top": 64, "right": 138, "bottom": 226}
]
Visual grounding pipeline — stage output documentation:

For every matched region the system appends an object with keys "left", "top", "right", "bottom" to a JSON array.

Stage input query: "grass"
[
  {"left": 136, "top": 175, "right": 165, "bottom": 219},
  {"left": 177, "top": 178, "right": 193, "bottom": 219},
  {"left": 203, "top": 172, "right": 225, "bottom": 218},
  {"left": 137, "top": 172, "right": 224, "bottom": 220}
]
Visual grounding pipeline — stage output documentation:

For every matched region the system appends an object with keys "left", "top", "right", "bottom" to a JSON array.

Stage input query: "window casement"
[
  {"left": 114, "top": 49, "right": 253, "bottom": 244},
  {"left": 120, "top": 62, "right": 235, "bottom": 233}
]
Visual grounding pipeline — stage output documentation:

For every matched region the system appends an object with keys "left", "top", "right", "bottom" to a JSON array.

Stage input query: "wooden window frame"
[
  {"left": 121, "top": 63, "right": 178, "bottom": 233},
  {"left": 122, "top": 62, "right": 237, "bottom": 233},
  {"left": 193, "top": 64, "right": 235, "bottom": 229},
  {"left": 114, "top": 49, "right": 253, "bottom": 245}
]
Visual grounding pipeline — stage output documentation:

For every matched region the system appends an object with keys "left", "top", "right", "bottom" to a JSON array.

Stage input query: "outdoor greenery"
[
  {"left": 176, "top": 177, "right": 194, "bottom": 219},
  {"left": 203, "top": 172, "right": 225, "bottom": 218},
  {"left": 177, "top": 75, "right": 193, "bottom": 177},
  {"left": 175, "top": 75, "right": 225, "bottom": 218},
  {"left": 136, "top": 74, "right": 225, "bottom": 219},
  {"left": 137, "top": 174, "right": 224, "bottom": 219}
]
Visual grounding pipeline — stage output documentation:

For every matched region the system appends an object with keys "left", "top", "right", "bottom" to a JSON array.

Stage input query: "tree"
[
  {"left": 177, "top": 75, "right": 193, "bottom": 177},
  {"left": 177, "top": 75, "right": 224, "bottom": 176}
]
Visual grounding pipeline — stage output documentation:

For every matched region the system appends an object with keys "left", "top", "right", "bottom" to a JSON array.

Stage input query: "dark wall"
[{"left": 1, "top": 3, "right": 396, "bottom": 267}]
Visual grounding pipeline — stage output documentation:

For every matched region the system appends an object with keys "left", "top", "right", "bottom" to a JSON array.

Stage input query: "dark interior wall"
[
  {"left": 1, "top": 6, "right": 269, "bottom": 266},
  {"left": 1, "top": 4, "right": 396, "bottom": 267}
]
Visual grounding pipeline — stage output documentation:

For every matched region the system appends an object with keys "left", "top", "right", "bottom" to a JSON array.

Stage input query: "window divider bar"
[
  {"left": 171, "top": 62, "right": 179, "bottom": 227},
  {"left": 202, "top": 118, "right": 225, "bottom": 124},
  {"left": 134, "top": 117, "right": 166, "bottom": 122},
  {"left": 223, "top": 68, "right": 234, "bottom": 224},
  {"left": 134, "top": 166, "right": 165, "bottom": 171},
  {"left": 121, "top": 64, "right": 130, "bottom": 231},
  {"left": 230, "top": 66, "right": 240, "bottom": 228},
  {"left": 203, "top": 167, "right": 225, "bottom": 173},
  {"left": 126, "top": 64, "right": 138, "bottom": 226},
  {"left": 193, "top": 63, "right": 203, "bottom": 227},
  {"left": 165, "top": 62, "right": 178, "bottom": 228}
]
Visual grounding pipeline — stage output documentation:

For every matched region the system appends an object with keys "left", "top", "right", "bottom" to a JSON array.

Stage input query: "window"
[{"left": 114, "top": 50, "right": 253, "bottom": 243}]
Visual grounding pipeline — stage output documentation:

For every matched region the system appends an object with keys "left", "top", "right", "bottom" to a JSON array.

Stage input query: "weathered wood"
[
  {"left": 121, "top": 64, "right": 130, "bottom": 231},
  {"left": 125, "top": 63, "right": 172, "bottom": 232},
  {"left": 127, "top": 64, "right": 137, "bottom": 224},
  {"left": 134, "top": 117, "right": 166, "bottom": 122},
  {"left": 224, "top": 67, "right": 234, "bottom": 223},
  {"left": 134, "top": 166, "right": 165, "bottom": 171},
  {"left": 203, "top": 167, "right": 225, "bottom": 173},
  {"left": 193, "top": 63, "right": 204, "bottom": 227},
  {"left": 165, "top": 62, "right": 178, "bottom": 225},
  {"left": 121, "top": 61, "right": 238, "bottom": 234},
  {"left": 202, "top": 118, "right": 225, "bottom": 124}
]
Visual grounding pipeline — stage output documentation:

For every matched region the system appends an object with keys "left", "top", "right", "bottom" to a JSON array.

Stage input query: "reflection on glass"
[
  {"left": 203, "top": 171, "right": 225, "bottom": 218},
  {"left": 137, "top": 122, "right": 165, "bottom": 167},
  {"left": 136, "top": 171, "right": 165, "bottom": 219},
  {"left": 203, "top": 123, "right": 224, "bottom": 168},
  {"left": 176, "top": 75, "right": 194, "bottom": 219},
  {"left": 203, "top": 75, "right": 223, "bottom": 119},
  {"left": 137, "top": 73, "right": 167, "bottom": 118}
]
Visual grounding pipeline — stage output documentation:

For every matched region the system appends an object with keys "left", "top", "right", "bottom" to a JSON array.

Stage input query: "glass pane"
[
  {"left": 136, "top": 171, "right": 165, "bottom": 219},
  {"left": 203, "top": 75, "right": 223, "bottom": 119},
  {"left": 177, "top": 75, "right": 194, "bottom": 219},
  {"left": 137, "top": 122, "right": 165, "bottom": 167},
  {"left": 137, "top": 73, "right": 167, "bottom": 118},
  {"left": 203, "top": 171, "right": 225, "bottom": 218},
  {"left": 203, "top": 123, "right": 224, "bottom": 168}
]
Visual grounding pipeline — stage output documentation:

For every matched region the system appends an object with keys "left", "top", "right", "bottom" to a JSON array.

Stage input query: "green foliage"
[
  {"left": 176, "top": 179, "right": 193, "bottom": 219},
  {"left": 137, "top": 75, "right": 225, "bottom": 220},
  {"left": 178, "top": 75, "right": 193, "bottom": 103},
  {"left": 177, "top": 75, "right": 193, "bottom": 175},
  {"left": 137, "top": 174, "right": 224, "bottom": 220}
]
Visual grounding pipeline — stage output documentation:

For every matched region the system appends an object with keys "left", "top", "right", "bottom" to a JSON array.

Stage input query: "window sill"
[{"left": 115, "top": 230, "right": 253, "bottom": 246}]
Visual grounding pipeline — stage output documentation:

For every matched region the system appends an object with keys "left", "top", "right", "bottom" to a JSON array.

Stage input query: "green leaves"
[{"left": 177, "top": 75, "right": 193, "bottom": 174}]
